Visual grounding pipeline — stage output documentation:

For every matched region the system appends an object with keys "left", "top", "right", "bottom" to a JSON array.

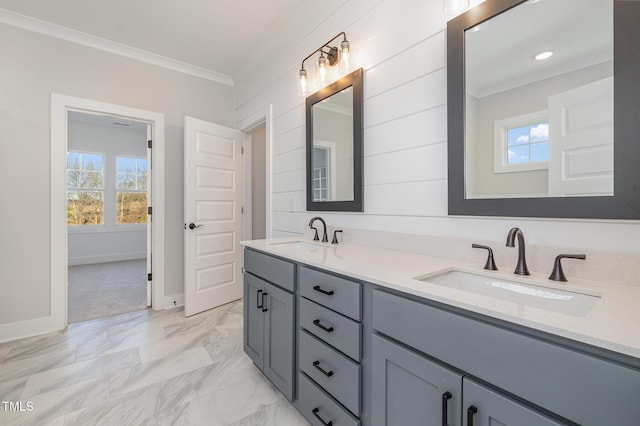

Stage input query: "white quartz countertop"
[{"left": 242, "top": 237, "right": 640, "bottom": 360}]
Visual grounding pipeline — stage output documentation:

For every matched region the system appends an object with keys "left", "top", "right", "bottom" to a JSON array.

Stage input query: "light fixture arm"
[{"left": 299, "top": 32, "right": 348, "bottom": 71}]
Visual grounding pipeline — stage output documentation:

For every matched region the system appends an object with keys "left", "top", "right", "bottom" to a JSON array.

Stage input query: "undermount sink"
[
  {"left": 267, "top": 240, "right": 329, "bottom": 252},
  {"left": 416, "top": 270, "right": 600, "bottom": 317}
]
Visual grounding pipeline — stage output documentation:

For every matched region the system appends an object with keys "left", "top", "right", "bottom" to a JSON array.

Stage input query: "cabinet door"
[
  {"left": 463, "top": 378, "right": 564, "bottom": 426},
  {"left": 243, "top": 273, "right": 264, "bottom": 367},
  {"left": 263, "top": 281, "right": 295, "bottom": 401},
  {"left": 371, "top": 334, "right": 462, "bottom": 426}
]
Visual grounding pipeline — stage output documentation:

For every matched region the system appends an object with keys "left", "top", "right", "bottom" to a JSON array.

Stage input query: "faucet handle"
[
  {"left": 548, "top": 254, "right": 586, "bottom": 282},
  {"left": 331, "top": 230, "right": 343, "bottom": 244},
  {"left": 472, "top": 244, "right": 498, "bottom": 271},
  {"left": 310, "top": 226, "right": 319, "bottom": 241}
]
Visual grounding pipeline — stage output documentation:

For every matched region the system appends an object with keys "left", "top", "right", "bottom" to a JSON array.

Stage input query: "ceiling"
[
  {"left": 465, "top": 0, "right": 612, "bottom": 98},
  {"left": 0, "top": 0, "right": 305, "bottom": 84}
]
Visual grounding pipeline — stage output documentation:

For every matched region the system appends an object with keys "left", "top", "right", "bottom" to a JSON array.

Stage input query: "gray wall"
[
  {"left": 0, "top": 23, "right": 234, "bottom": 326},
  {"left": 251, "top": 124, "right": 267, "bottom": 240}
]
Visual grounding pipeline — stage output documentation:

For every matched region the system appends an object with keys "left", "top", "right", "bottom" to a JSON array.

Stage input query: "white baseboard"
[
  {"left": 68, "top": 251, "right": 146, "bottom": 266},
  {"left": 0, "top": 316, "right": 61, "bottom": 344},
  {"left": 162, "top": 293, "right": 185, "bottom": 310}
]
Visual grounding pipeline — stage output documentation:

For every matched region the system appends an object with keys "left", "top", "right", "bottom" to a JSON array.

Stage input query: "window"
[
  {"left": 312, "top": 147, "right": 329, "bottom": 201},
  {"left": 67, "top": 151, "right": 104, "bottom": 225},
  {"left": 494, "top": 111, "right": 549, "bottom": 173},
  {"left": 116, "top": 157, "right": 148, "bottom": 224}
]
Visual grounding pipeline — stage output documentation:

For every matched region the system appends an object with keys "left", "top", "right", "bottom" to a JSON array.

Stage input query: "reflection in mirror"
[
  {"left": 465, "top": 0, "right": 613, "bottom": 199},
  {"left": 312, "top": 89, "right": 354, "bottom": 202},
  {"left": 306, "top": 68, "right": 363, "bottom": 212}
]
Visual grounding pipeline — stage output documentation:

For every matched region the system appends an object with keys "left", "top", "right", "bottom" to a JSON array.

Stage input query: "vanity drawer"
[
  {"left": 300, "top": 297, "right": 361, "bottom": 361},
  {"left": 244, "top": 248, "right": 295, "bottom": 292},
  {"left": 372, "top": 289, "right": 640, "bottom": 426},
  {"left": 300, "top": 266, "right": 362, "bottom": 321},
  {"left": 299, "top": 329, "right": 361, "bottom": 416},
  {"left": 298, "top": 372, "right": 361, "bottom": 426}
]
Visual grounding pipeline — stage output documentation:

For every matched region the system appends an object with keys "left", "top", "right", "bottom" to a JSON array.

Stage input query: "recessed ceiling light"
[{"left": 534, "top": 50, "right": 554, "bottom": 61}]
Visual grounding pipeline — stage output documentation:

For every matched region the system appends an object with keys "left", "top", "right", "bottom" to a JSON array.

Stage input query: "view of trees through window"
[
  {"left": 67, "top": 152, "right": 147, "bottom": 226},
  {"left": 116, "top": 157, "right": 148, "bottom": 224},
  {"left": 67, "top": 152, "right": 104, "bottom": 225}
]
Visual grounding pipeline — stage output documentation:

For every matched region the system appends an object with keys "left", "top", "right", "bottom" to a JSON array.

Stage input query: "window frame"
[
  {"left": 115, "top": 156, "right": 148, "bottom": 226},
  {"left": 66, "top": 150, "right": 105, "bottom": 227},
  {"left": 493, "top": 110, "right": 549, "bottom": 174}
]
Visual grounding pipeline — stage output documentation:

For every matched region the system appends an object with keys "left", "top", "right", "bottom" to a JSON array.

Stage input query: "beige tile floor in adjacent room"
[{"left": 0, "top": 301, "right": 309, "bottom": 425}]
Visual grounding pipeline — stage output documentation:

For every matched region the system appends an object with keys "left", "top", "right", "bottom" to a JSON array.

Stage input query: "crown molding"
[{"left": 0, "top": 8, "right": 234, "bottom": 86}]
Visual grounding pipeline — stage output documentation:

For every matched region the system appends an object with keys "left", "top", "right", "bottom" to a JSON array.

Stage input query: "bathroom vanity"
[{"left": 242, "top": 239, "right": 640, "bottom": 425}]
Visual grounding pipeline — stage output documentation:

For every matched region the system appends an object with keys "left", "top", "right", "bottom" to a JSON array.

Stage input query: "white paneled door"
[
  {"left": 548, "top": 77, "right": 614, "bottom": 197},
  {"left": 184, "top": 117, "right": 243, "bottom": 317}
]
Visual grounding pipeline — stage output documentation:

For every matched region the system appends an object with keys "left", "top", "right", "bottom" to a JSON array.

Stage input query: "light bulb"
[
  {"left": 443, "top": 0, "right": 470, "bottom": 16},
  {"left": 338, "top": 40, "right": 352, "bottom": 74},
  {"left": 317, "top": 55, "right": 329, "bottom": 87},
  {"left": 297, "top": 69, "right": 308, "bottom": 97}
]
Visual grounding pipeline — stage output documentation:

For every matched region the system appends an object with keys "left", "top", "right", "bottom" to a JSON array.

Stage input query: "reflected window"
[
  {"left": 312, "top": 147, "right": 329, "bottom": 201},
  {"left": 493, "top": 111, "right": 549, "bottom": 174}
]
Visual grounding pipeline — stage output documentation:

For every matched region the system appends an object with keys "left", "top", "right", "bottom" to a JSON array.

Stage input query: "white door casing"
[
  {"left": 146, "top": 123, "right": 152, "bottom": 307},
  {"left": 548, "top": 77, "right": 614, "bottom": 197},
  {"left": 184, "top": 116, "right": 243, "bottom": 317}
]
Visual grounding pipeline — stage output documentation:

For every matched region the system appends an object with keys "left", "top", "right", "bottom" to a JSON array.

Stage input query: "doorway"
[
  {"left": 249, "top": 123, "right": 267, "bottom": 240},
  {"left": 51, "top": 94, "right": 166, "bottom": 331},
  {"left": 66, "top": 111, "right": 150, "bottom": 323}
]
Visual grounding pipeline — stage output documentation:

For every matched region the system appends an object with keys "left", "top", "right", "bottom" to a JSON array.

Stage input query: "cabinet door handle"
[
  {"left": 442, "top": 391, "right": 452, "bottom": 426},
  {"left": 313, "top": 360, "right": 334, "bottom": 377},
  {"left": 256, "top": 289, "right": 263, "bottom": 309},
  {"left": 261, "top": 292, "right": 268, "bottom": 312},
  {"left": 312, "top": 407, "right": 333, "bottom": 426},
  {"left": 313, "top": 285, "right": 335, "bottom": 296},
  {"left": 313, "top": 319, "right": 334, "bottom": 333},
  {"left": 467, "top": 405, "right": 478, "bottom": 426}
]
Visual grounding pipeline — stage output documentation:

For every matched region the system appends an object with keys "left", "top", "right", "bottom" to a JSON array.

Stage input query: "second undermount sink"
[
  {"left": 267, "top": 240, "right": 329, "bottom": 252},
  {"left": 416, "top": 270, "right": 600, "bottom": 317}
]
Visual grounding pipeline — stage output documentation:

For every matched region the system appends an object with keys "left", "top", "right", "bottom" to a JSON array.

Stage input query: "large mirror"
[
  {"left": 306, "top": 68, "right": 363, "bottom": 212},
  {"left": 447, "top": 0, "right": 640, "bottom": 219}
]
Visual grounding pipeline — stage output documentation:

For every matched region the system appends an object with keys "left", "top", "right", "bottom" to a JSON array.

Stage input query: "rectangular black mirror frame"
[
  {"left": 447, "top": 0, "right": 640, "bottom": 219},
  {"left": 306, "top": 67, "right": 364, "bottom": 212}
]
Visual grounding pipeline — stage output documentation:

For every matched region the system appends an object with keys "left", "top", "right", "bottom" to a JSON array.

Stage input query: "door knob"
[{"left": 188, "top": 223, "right": 203, "bottom": 230}]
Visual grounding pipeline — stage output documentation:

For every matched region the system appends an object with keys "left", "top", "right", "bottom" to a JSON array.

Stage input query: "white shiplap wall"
[{"left": 235, "top": 0, "right": 640, "bottom": 254}]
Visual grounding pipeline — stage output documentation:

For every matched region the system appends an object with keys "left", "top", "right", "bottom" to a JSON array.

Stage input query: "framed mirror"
[
  {"left": 447, "top": 0, "right": 640, "bottom": 219},
  {"left": 306, "top": 68, "right": 363, "bottom": 212}
]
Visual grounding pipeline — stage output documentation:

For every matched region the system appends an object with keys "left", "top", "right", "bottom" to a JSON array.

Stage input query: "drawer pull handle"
[
  {"left": 261, "top": 292, "right": 268, "bottom": 312},
  {"left": 442, "top": 391, "right": 452, "bottom": 426},
  {"left": 312, "top": 407, "right": 333, "bottom": 426},
  {"left": 313, "top": 285, "right": 335, "bottom": 296},
  {"left": 313, "top": 319, "right": 334, "bottom": 333},
  {"left": 467, "top": 405, "right": 477, "bottom": 426},
  {"left": 256, "top": 289, "right": 263, "bottom": 309},
  {"left": 313, "top": 360, "right": 334, "bottom": 377}
]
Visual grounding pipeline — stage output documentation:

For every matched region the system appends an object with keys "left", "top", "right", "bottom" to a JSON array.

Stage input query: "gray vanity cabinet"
[
  {"left": 462, "top": 378, "right": 563, "bottom": 426},
  {"left": 371, "top": 334, "right": 462, "bottom": 426},
  {"left": 243, "top": 249, "right": 295, "bottom": 402}
]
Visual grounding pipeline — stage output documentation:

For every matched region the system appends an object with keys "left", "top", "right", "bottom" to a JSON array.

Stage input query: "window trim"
[
  {"left": 115, "top": 155, "right": 148, "bottom": 226},
  {"left": 493, "top": 110, "right": 549, "bottom": 174},
  {"left": 66, "top": 150, "right": 105, "bottom": 227}
]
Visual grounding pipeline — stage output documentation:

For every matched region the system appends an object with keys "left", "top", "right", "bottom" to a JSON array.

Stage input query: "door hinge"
[
  {"left": 241, "top": 147, "right": 244, "bottom": 154},
  {"left": 241, "top": 267, "right": 245, "bottom": 274},
  {"left": 241, "top": 206, "right": 244, "bottom": 214},
  {"left": 148, "top": 206, "right": 152, "bottom": 215},
  {"left": 148, "top": 140, "right": 152, "bottom": 149},
  {"left": 147, "top": 273, "right": 152, "bottom": 281}
]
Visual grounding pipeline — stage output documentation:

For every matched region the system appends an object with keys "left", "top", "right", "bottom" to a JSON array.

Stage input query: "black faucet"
[
  {"left": 549, "top": 254, "right": 586, "bottom": 282},
  {"left": 506, "top": 227, "right": 530, "bottom": 275},
  {"left": 309, "top": 217, "right": 328, "bottom": 242}
]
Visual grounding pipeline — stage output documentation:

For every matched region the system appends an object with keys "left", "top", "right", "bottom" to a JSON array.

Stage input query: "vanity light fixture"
[
  {"left": 534, "top": 50, "right": 554, "bottom": 61},
  {"left": 443, "top": 0, "right": 470, "bottom": 16},
  {"left": 297, "top": 32, "right": 353, "bottom": 97}
]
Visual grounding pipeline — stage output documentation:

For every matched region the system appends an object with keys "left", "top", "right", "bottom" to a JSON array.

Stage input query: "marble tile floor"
[
  {"left": 68, "top": 260, "right": 148, "bottom": 324},
  {"left": 0, "top": 300, "right": 309, "bottom": 425}
]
